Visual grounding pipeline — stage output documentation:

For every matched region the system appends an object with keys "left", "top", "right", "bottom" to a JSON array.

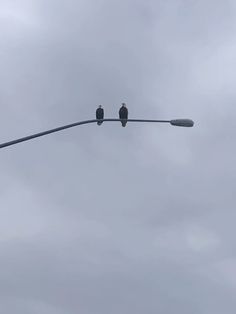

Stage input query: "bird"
[
  {"left": 96, "top": 105, "right": 104, "bottom": 125},
  {"left": 119, "top": 103, "right": 128, "bottom": 127}
]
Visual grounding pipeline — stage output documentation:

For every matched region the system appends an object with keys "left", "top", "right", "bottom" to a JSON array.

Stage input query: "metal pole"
[{"left": 0, "top": 118, "right": 193, "bottom": 149}]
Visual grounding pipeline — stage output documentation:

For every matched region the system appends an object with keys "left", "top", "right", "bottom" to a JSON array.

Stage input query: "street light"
[
  {"left": 0, "top": 118, "right": 194, "bottom": 149},
  {"left": 170, "top": 119, "right": 194, "bottom": 127}
]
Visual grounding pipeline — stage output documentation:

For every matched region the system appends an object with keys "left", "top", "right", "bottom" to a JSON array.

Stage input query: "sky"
[{"left": 0, "top": 0, "right": 236, "bottom": 313}]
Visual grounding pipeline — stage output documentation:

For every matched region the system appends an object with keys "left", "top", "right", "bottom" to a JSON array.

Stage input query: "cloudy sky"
[{"left": 0, "top": 0, "right": 236, "bottom": 313}]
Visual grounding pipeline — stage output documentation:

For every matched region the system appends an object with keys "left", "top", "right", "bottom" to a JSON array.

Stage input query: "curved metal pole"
[{"left": 0, "top": 118, "right": 193, "bottom": 149}]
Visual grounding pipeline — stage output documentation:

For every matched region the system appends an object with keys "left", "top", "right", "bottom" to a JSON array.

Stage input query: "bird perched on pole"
[
  {"left": 119, "top": 103, "right": 128, "bottom": 127},
  {"left": 96, "top": 105, "right": 104, "bottom": 125}
]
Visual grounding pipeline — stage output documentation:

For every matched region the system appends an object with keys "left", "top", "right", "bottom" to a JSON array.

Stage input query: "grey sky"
[{"left": 0, "top": 0, "right": 236, "bottom": 313}]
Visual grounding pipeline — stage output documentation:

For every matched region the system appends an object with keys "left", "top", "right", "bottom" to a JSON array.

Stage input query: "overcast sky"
[{"left": 0, "top": 0, "right": 236, "bottom": 313}]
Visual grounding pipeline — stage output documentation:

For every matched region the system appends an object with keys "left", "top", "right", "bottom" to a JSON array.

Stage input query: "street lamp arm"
[{"left": 0, "top": 118, "right": 194, "bottom": 149}]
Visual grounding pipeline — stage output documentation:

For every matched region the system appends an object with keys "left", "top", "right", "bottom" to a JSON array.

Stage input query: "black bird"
[
  {"left": 96, "top": 105, "right": 104, "bottom": 125},
  {"left": 119, "top": 103, "right": 128, "bottom": 127}
]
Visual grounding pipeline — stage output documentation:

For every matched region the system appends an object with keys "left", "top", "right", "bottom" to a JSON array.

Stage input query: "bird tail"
[
  {"left": 97, "top": 121, "right": 103, "bottom": 126},
  {"left": 121, "top": 120, "right": 127, "bottom": 127}
]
